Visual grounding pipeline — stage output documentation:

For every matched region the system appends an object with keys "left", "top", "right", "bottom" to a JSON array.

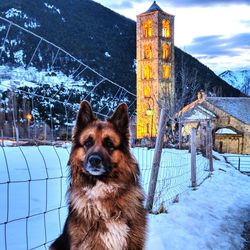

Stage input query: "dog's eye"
[
  {"left": 104, "top": 138, "right": 115, "bottom": 150},
  {"left": 84, "top": 138, "right": 94, "bottom": 148}
]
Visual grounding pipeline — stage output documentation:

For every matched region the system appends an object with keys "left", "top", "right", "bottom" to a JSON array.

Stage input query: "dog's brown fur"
[{"left": 50, "top": 101, "right": 147, "bottom": 250}]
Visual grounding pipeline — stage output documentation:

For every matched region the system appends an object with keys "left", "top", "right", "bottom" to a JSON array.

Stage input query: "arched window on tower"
[
  {"left": 143, "top": 64, "right": 153, "bottom": 80},
  {"left": 144, "top": 85, "right": 152, "bottom": 98},
  {"left": 162, "top": 43, "right": 170, "bottom": 60},
  {"left": 143, "top": 20, "right": 152, "bottom": 38},
  {"left": 162, "top": 19, "right": 170, "bottom": 38},
  {"left": 163, "top": 64, "right": 170, "bottom": 79},
  {"left": 144, "top": 44, "right": 153, "bottom": 59}
]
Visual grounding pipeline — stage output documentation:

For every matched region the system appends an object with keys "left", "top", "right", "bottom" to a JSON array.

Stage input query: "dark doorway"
[{"left": 219, "top": 141, "right": 223, "bottom": 153}]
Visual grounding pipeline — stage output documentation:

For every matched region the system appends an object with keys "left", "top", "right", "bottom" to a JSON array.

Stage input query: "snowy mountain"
[
  {"left": 0, "top": 0, "right": 243, "bottom": 100},
  {"left": 0, "top": 0, "right": 136, "bottom": 92},
  {"left": 219, "top": 70, "right": 250, "bottom": 95}
]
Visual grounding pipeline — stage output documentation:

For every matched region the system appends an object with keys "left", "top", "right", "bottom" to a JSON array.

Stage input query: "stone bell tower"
[{"left": 136, "top": 1, "right": 175, "bottom": 139}]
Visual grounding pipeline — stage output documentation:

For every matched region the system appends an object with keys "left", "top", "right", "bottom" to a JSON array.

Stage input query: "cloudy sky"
[{"left": 96, "top": 0, "right": 250, "bottom": 74}]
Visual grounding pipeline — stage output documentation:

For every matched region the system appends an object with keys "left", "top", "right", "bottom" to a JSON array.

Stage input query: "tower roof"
[{"left": 144, "top": 1, "right": 163, "bottom": 14}]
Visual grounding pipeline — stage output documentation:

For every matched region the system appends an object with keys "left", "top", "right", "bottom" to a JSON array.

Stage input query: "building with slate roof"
[{"left": 179, "top": 91, "right": 250, "bottom": 154}]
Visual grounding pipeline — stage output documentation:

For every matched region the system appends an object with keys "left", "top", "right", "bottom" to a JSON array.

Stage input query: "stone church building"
[
  {"left": 179, "top": 92, "right": 250, "bottom": 154},
  {"left": 134, "top": 1, "right": 250, "bottom": 154}
]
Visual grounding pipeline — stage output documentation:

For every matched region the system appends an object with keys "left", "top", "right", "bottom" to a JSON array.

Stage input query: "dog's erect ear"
[
  {"left": 108, "top": 103, "right": 129, "bottom": 134},
  {"left": 74, "top": 100, "right": 96, "bottom": 131}
]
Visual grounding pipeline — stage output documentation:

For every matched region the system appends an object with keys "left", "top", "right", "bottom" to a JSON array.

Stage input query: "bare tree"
[
  {"left": 162, "top": 53, "right": 201, "bottom": 147},
  {"left": 175, "top": 53, "right": 200, "bottom": 113}
]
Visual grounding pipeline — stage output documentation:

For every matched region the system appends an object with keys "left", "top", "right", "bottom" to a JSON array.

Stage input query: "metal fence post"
[
  {"left": 146, "top": 108, "right": 168, "bottom": 211},
  {"left": 238, "top": 157, "right": 241, "bottom": 172},
  {"left": 191, "top": 128, "right": 197, "bottom": 188}
]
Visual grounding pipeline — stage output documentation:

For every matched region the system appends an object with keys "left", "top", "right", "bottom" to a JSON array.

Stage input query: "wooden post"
[
  {"left": 178, "top": 121, "right": 182, "bottom": 149},
  {"left": 208, "top": 125, "right": 214, "bottom": 174},
  {"left": 44, "top": 122, "right": 47, "bottom": 141},
  {"left": 206, "top": 127, "right": 209, "bottom": 158},
  {"left": 146, "top": 108, "right": 168, "bottom": 211},
  {"left": 15, "top": 126, "right": 19, "bottom": 145},
  {"left": 191, "top": 128, "right": 197, "bottom": 188},
  {"left": 200, "top": 125, "right": 205, "bottom": 153},
  {"left": 1, "top": 129, "right": 3, "bottom": 146}
]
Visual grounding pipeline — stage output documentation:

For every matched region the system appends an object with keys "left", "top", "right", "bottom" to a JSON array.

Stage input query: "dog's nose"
[{"left": 88, "top": 155, "right": 102, "bottom": 167}]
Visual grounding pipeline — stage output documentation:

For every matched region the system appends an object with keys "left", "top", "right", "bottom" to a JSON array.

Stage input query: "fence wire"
[
  {"left": 132, "top": 147, "right": 210, "bottom": 212},
  {"left": 0, "top": 144, "right": 210, "bottom": 249},
  {"left": 0, "top": 16, "right": 136, "bottom": 143},
  {"left": 0, "top": 145, "right": 69, "bottom": 250},
  {"left": 0, "top": 14, "right": 211, "bottom": 250}
]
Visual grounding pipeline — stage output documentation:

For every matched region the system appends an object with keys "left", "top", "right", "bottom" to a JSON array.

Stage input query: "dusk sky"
[{"left": 96, "top": 0, "right": 250, "bottom": 74}]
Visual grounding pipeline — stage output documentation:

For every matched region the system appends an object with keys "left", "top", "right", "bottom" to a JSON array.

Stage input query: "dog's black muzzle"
[
  {"left": 88, "top": 154, "right": 103, "bottom": 168},
  {"left": 84, "top": 153, "right": 111, "bottom": 176}
]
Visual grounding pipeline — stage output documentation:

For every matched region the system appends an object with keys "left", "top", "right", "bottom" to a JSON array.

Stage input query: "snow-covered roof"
[
  {"left": 215, "top": 128, "right": 237, "bottom": 135},
  {"left": 206, "top": 97, "right": 250, "bottom": 125},
  {"left": 180, "top": 105, "right": 216, "bottom": 122}
]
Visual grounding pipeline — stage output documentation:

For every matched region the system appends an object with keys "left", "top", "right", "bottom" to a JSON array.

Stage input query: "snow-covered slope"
[
  {"left": 0, "top": 65, "right": 132, "bottom": 129},
  {"left": 219, "top": 70, "right": 250, "bottom": 95}
]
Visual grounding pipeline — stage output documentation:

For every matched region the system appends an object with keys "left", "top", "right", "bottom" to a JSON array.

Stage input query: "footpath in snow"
[{"left": 146, "top": 155, "right": 250, "bottom": 250}]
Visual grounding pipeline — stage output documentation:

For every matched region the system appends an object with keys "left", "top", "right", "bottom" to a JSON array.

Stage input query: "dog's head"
[{"left": 70, "top": 101, "right": 132, "bottom": 180}]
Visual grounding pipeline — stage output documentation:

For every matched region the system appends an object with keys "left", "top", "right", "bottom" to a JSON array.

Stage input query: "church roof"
[
  {"left": 206, "top": 97, "right": 250, "bottom": 125},
  {"left": 179, "top": 96, "right": 250, "bottom": 125},
  {"left": 144, "top": 1, "right": 163, "bottom": 14},
  {"left": 179, "top": 105, "right": 216, "bottom": 122}
]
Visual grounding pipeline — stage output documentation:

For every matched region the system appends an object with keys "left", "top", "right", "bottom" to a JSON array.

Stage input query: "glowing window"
[
  {"left": 162, "top": 19, "right": 170, "bottom": 38},
  {"left": 144, "top": 85, "right": 152, "bottom": 97},
  {"left": 143, "top": 20, "right": 152, "bottom": 38},
  {"left": 162, "top": 43, "right": 170, "bottom": 60},
  {"left": 143, "top": 65, "right": 153, "bottom": 80},
  {"left": 144, "top": 44, "right": 152, "bottom": 59},
  {"left": 163, "top": 64, "right": 170, "bottom": 79}
]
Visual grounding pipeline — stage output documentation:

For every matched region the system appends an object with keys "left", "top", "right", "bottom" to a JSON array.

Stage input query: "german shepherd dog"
[{"left": 50, "top": 101, "right": 147, "bottom": 250}]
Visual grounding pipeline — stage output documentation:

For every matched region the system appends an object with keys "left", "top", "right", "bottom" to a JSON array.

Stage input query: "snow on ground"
[
  {"left": 146, "top": 157, "right": 250, "bottom": 250},
  {"left": 0, "top": 146, "right": 249, "bottom": 249}
]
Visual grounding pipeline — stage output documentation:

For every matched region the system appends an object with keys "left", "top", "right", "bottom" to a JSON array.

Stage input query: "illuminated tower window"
[
  {"left": 143, "top": 65, "right": 153, "bottom": 80},
  {"left": 143, "top": 20, "right": 153, "bottom": 38},
  {"left": 144, "top": 85, "right": 152, "bottom": 97},
  {"left": 162, "top": 43, "right": 170, "bottom": 60},
  {"left": 144, "top": 44, "right": 153, "bottom": 59},
  {"left": 162, "top": 19, "right": 170, "bottom": 38},
  {"left": 163, "top": 64, "right": 170, "bottom": 79}
]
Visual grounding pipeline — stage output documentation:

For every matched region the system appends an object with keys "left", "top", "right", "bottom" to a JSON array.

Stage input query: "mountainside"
[
  {"left": 0, "top": 0, "right": 243, "bottom": 101},
  {"left": 219, "top": 70, "right": 250, "bottom": 96}
]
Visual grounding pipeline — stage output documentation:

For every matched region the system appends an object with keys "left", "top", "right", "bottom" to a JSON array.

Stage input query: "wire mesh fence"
[
  {"left": 0, "top": 16, "right": 136, "bottom": 144},
  {"left": 0, "top": 140, "right": 210, "bottom": 249},
  {"left": 0, "top": 145, "right": 69, "bottom": 250},
  {"left": 0, "top": 16, "right": 212, "bottom": 249},
  {"left": 224, "top": 154, "right": 250, "bottom": 174}
]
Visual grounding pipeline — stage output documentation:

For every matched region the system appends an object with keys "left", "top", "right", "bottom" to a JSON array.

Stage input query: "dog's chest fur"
[{"left": 70, "top": 181, "right": 129, "bottom": 249}]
